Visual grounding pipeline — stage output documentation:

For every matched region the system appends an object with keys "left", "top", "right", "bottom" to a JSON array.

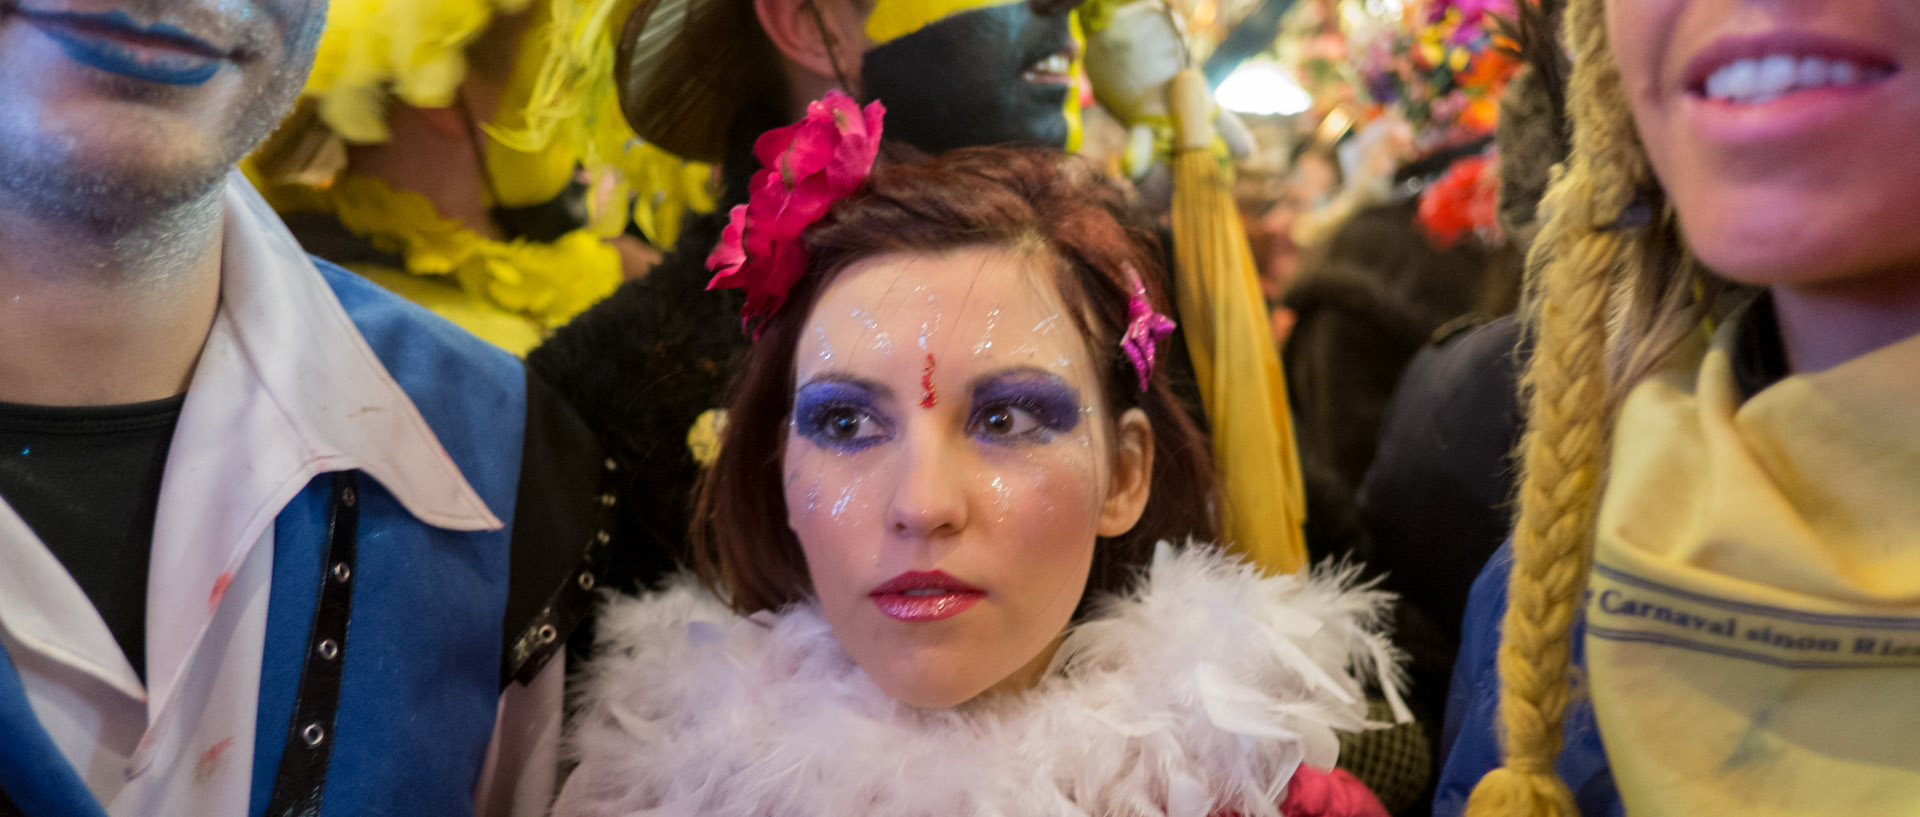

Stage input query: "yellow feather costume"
[{"left": 252, "top": 0, "right": 713, "bottom": 355}]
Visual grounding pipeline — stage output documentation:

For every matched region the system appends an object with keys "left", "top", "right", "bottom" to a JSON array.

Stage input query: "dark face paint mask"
[{"left": 860, "top": 2, "right": 1078, "bottom": 155}]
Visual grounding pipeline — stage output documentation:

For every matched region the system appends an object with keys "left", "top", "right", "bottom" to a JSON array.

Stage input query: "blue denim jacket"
[{"left": 1432, "top": 542, "right": 1624, "bottom": 817}]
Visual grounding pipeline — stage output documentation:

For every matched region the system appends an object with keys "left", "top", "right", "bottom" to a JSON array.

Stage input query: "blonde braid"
[{"left": 1465, "top": 0, "right": 1651, "bottom": 814}]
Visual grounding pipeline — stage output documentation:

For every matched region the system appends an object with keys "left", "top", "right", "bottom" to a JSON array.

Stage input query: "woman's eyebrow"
[
  {"left": 797, "top": 371, "right": 896, "bottom": 402},
  {"left": 964, "top": 365, "right": 1073, "bottom": 395}
]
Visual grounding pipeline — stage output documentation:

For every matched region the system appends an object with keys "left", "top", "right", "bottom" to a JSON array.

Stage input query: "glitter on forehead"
[
  {"left": 815, "top": 325, "right": 835, "bottom": 363},
  {"left": 1005, "top": 312, "right": 1059, "bottom": 360},
  {"left": 851, "top": 307, "right": 894, "bottom": 352},
  {"left": 971, "top": 308, "right": 1003, "bottom": 355},
  {"left": 918, "top": 293, "right": 941, "bottom": 351}
]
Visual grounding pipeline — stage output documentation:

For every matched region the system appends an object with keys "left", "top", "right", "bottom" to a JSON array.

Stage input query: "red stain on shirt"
[
  {"left": 208, "top": 572, "right": 234, "bottom": 614},
  {"left": 199, "top": 737, "right": 234, "bottom": 767},
  {"left": 194, "top": 737, "right": 236, "bottom": 783}
]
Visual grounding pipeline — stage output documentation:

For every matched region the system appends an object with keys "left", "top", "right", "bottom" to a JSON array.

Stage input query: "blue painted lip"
[{"left": 21, "top": 9, "right": 226, "bottom": 86}]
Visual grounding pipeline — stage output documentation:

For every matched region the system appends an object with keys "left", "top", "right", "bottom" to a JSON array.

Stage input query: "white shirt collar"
[
  {"left": 1, "top": 171, "right": 505, "bottom": 749},
  {"left": 205, "top": 172, "right": 503, "bottom": 532},
  {"left": 0, "top": 173, "right": 514, "bottom": 812},
  {"left": 138, "top": 173, "right": 504, "bottom": 707}
]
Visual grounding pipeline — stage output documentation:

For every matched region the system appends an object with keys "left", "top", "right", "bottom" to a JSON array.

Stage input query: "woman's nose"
[{"left": 884, "top": 436, "right": 971, "bottom": 540}]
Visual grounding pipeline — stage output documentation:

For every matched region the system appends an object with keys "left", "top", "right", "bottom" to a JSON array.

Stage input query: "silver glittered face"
[
  {"left": 0, "top": 0, "right": 327, "bottom": 224},
  {"left": 778, "top": 245, "right": 1125, "bottom": 710}
]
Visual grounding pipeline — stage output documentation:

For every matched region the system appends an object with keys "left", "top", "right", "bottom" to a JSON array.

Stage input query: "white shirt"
[{"left": 0, "top": 174, "right": 560, "bottom": 817}]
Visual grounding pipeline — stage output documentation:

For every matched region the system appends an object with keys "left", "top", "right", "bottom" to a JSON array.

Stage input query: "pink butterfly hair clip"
[{"left": 1120, "top": 267, "right": 1177, "bottom": 391}]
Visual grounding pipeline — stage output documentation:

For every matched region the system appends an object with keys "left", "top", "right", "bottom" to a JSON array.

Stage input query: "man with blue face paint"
[
  {"left": 0, "top": 2, "right": 611, "bottom": 815},
  {"left": 526, "top": 0, "right": 1090, "bottom": 599}
]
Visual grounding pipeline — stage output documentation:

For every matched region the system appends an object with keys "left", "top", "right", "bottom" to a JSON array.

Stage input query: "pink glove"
[{"left": 1278, "top": 766, "right": 1390, "bottom": 817}]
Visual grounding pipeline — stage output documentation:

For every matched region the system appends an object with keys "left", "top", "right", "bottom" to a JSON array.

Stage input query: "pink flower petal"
[
  {"left": 704, "top": 205, "right": 752, "bottom": 287},
  {"left": 779, "top": 120, "right": 839, "bottom": 184},
  {"left": 709, "top": 90, "right": 886, "bottom": 338},
  {"left": 751, "top": 118, "right": 807, "bottom": 169}
]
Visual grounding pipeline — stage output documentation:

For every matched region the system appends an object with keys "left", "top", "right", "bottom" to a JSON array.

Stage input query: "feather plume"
[{"left": 554, "top": 544, "right": 1402, "bottom": 817}]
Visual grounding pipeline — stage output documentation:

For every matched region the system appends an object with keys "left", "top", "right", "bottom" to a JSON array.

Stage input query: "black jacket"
[{"left": 1356, "top": 315, "right": 1527, "bottom": 737}]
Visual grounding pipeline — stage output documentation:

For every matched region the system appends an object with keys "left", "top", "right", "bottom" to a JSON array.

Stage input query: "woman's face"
[
  {"left": 782, "top": 246, "right": 1151, "bottom": 709},
  {"left": 1608, "top": 0, "right": 1920, "bottom": 287}
]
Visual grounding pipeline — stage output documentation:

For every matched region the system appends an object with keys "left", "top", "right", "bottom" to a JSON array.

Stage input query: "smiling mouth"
[
  {"left": 1685, "top": 33, "right": 1900, "bottom": 107},
  {"left": 1696, "top": 54, "right": 1895, "bottom": 105},
  {"left": 1022, "top": 47, "right": 1076, "bottom": 86}
]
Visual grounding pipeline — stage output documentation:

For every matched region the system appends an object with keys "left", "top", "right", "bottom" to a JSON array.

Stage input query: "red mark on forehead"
[{"left": 920, "top": 354, "right": 938, "bottom": 409}]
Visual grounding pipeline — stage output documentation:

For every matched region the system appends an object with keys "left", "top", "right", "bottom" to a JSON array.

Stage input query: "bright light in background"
[
  {"left": 1216, "top": 62, "right": 1313, "bottom": 117},
  {"left": 1362, "top": 0, "right": 1404, "bottom": 18}
]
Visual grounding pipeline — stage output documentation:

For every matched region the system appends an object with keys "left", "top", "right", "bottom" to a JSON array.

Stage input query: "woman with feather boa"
[{"left": 553, "top": 96, "right": 1399, "bottom": 817}]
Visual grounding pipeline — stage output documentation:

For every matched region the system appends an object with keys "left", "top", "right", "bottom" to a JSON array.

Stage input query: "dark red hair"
[{"left": 693, "top": 146, "right": 1216, "bottom": 614}]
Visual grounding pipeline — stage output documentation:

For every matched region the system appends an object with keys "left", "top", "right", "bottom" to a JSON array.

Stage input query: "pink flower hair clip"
[
  {"left": 706, "top": 90, "right": 886, "bottom": 338},
  {"left": 1120, "top": 267, "right": 1177, "bottom": 391}
]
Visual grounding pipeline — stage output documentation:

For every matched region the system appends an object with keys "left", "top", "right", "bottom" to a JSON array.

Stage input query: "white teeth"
[
  {"left": 1026, "top": 54, "right": 1070, "bottom": 77},
  {"left": 1706, "top": 59, "right": 1758, "bottom": 99},
  {"left": 1756, "top": 54, "right": 1797, "bottom": 95},
  {"left": 1702, "top": 53, "right": 1886, "bottom": 103},
  {"left": 1798, "top": 57, "right": 1830, "bottom": 89}
]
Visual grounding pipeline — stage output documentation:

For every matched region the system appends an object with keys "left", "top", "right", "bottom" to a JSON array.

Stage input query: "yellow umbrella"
[{"left": 1167, "top": 68, "right": 1308, "bottom": 574}]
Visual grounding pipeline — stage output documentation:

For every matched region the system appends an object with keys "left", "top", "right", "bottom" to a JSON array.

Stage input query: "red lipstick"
[{"left": 869, "top": 570, "right": 985, "bottom": 622}]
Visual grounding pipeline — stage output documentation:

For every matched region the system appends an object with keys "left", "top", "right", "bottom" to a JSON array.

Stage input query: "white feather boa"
[{"left": 554, "top": 544, "right": 1406, "bottom": 817}]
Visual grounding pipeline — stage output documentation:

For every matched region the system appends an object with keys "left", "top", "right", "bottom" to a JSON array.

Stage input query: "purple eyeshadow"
[
  {"left": 793, "top": 379, "right": 893, "bottom": 452},
  {"left": 971, "top": 371, "right": 1083, "bottom": 437}
]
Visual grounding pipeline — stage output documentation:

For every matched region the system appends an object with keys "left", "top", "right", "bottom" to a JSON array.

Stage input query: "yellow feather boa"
[
  {"left": 292, "top": 0, "right": 714, "bottom": 249},
  {"left": 285, "top": 174, "right": 623, "bottom": 355},
  {"left": 304, "top": 0, "right": 529, "bottom": 145}
]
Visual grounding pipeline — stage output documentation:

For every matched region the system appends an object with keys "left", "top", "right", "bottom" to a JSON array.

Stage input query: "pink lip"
[{"left": 869, "top": 570, "right": 986, "bottom": 623}]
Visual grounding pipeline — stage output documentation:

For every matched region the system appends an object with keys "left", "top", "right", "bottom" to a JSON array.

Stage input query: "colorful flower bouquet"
[{"left": 1357, "top": 0, "right": 1520, "bottom": 155}]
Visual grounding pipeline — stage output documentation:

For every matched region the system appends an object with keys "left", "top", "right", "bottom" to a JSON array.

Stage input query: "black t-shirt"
[
  {"left": 0, "top": 395, "right": 185, "bottom": 682},
  {"left": 1731, "top": 293, "right": 1791, "bottom": 399}
]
